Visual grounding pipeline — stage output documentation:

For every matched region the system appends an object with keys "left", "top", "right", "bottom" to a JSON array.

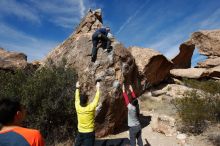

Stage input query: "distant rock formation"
[
  {"left": 0, "top": 48, "right": 27, "bottom": 71},
  {"left": 171, "top": 41, "right": 195, "bottom": 69},
  {"left": 172, "top": 29, "right": 220, "bottom": 69},
  {"left": 0, "top": 47, "right": 28, "bottom": 71},
  {"left": 0, "top": 48, "right": 40, "bottom": 72},
  {"left": 191, "top": 30, "right": 220, "bottom": 57},
  {"left": 171, "top": 29, "right": 220, "bottom": 80}
]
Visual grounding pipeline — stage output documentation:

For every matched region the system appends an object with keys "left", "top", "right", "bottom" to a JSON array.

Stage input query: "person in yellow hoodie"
[{"left": 74, "top": 81, "right": 100, "bottom": 146}]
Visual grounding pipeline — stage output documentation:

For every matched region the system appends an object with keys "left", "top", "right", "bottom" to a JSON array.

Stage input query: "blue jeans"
[
  {"left": 74, "top": 131, "right": 95, "bottom": 146},
  {"left": 91, "top": 33, "right": 111, "bottom": 62},
  {"left": 129, "top": 125, "right": 143, "bottom": 146}
]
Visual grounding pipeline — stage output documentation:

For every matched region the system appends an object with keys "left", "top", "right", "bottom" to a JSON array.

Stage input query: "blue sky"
[{"left": 0, "top": 0, "right": 219, "bottom": 66}]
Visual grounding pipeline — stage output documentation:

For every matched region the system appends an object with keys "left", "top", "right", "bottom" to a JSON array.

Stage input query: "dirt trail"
[{"left": 95, "top": 110, "right": 214, "bottom": 146}]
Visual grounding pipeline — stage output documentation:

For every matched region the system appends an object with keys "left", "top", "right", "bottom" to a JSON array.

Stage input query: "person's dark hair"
[
  {"left": 131, "top": 99, "right": 138, "bottom": 106},
  {"left": 0, "top": 98, "right": 22, "bottom": 125},
  {"left": 80, "top": 93, "right": 88, "bottom": 107},
  {"left": 131, "top": 99, "right": 140, "bottom": 117}
]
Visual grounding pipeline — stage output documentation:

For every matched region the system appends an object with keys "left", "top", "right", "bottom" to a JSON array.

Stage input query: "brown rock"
[
  {"left": 0, "top": 48, "right": 28, "bottom": 71},
  {"left": 128, "top": 47, "right": 173, "bottom": 85},
  {"left": 151, "top": 114, "right": 176, "bottom": 136},
  {"left": 202, "top": 65, "right": 220, "bottom": 78},
  {"left": 74, "top": 9, "right": 102, "bottom": 35},
  {"left": 170, "top": 68, "right": 206, "bottom": 79},
  {"left": 42, "top": 10, "right": 140, "bottom": 137},
  {"left": 191, "top": 30, "right": 220, "bottom": 57},
  {"left": 197, "top": 57, "right": 220, "bottom": 68},
  {"left": 172, "top": 41, "right": 195, "bottom": 69},
  {"left": 161, "top": 84, "right": 193, "bottom": 99},
  {"left": 170, "top": 67, "right": 220, "bottom": 79},
  {"left": 172, "top": 29, "right": 220, "bottom": 69}
]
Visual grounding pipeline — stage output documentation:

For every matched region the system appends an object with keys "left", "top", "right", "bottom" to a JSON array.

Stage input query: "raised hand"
[
  {"left": 122, "top": 84, "right": 125, "bottom": 92},
  {"left": 96, "top": 81, "right": 100, "bottom": 90},
  {"left": 76, "top": 81, "right": 80, "bottom": 88},
  {"left": 129, "top": 85, "right": 133, "bottom": 92}
]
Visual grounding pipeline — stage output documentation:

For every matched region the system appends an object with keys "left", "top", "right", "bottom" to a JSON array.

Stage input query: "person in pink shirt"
[{"left": 122, "top": 84, "right": 143, "bottom": 146}]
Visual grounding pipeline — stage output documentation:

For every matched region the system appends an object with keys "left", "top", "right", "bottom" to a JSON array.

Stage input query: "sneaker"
[{"left": 91, "top": 56, "right": 96, "bottom": 62}]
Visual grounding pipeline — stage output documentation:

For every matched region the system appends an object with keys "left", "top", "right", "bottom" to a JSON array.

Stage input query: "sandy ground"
[{"left": 95, "top": 110, "right": 217, "bottom": 146}]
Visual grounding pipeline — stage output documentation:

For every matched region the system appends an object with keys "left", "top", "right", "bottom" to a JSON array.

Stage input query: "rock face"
[
  {"left": 191, "top": 30, "right": 220, "bottom": 57},
  {"left": 191, "top": 30, "right": 220, "bottom": 69},
  {"left": 172, "top": 30, "right": 220, "bottom": 69},
  {"left": 43, "top": 9, "right": 140, "bottom": 137},
  {"left": 129, "top": 47, "right": 173, "bottom": 85},
  {"left": 170, "top": 67, "right": 220, "bottom": 79},
  {"left": 0, "top": 48, "right": 28, "bottom": 71},
  {"left": 0, "top": 48, "right": 41, "bottom": 72},
  {"left": 151, "top": 114, "right": 176, "bottom": 137},
  {"left": 197, "top": 57, "right": 220, "bottom": 68},
  {"left": 172, "top": 41, "right": 195, "bottom": 69},
  {"left": 170, "top": 68, "right": 206, "bottom": 79}
]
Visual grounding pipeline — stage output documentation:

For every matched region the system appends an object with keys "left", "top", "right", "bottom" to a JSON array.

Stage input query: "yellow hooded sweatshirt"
[{"left": 75, "top": 89, "right": 100, "bottom": 133}]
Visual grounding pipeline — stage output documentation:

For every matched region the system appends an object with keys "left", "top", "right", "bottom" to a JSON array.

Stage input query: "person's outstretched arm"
[
  {"left": 90, "top": 82, "right": 100, "bottom": 109},
  {"left": 129, "top": 85, "right": 137, "bottom": 99},
  {"left": 122, "top": 84, "right": 129, "bottom": 106},
  {"left": 75, "top": 81, "right": 80, "bottom": 107}
]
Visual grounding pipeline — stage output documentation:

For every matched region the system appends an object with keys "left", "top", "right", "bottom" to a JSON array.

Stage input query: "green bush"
[
  {"left": 183, "top": 78, "right": 220, "bottom": 95},
  {"left": 0, "top": 66, "right": 78, "bottom": 145},
  {"left": 173, "top": 86, "right": 220, "bottom": 134}
]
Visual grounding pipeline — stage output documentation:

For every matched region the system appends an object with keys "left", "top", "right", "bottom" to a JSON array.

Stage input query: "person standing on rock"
[
  {"left": 122, "top": 84, "right": 143, "bottom": 146},
  {"left": 91, "top": 27, "right": 112, "bottom": 62},
  {"left": 74, "top": 81, "right": 100, "bottom": 146}
]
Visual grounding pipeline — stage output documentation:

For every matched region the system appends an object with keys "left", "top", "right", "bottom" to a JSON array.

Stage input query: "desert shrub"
[
  {"left": 0, "top": 70, "right": 28, "bottom": 98},
  {"left": 183, "top": 78, "right": 220, "bottom": 95},
  {"left": 0, "top": 66, "right": 78, "bottom": 145},
  {"left": 173, "top": 88, "right": 220, "bottom": 134}
]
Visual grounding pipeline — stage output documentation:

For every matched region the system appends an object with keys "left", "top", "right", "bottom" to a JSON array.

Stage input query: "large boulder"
[
  {"left": 171, "top": 41, "right": 195, "bottom": 69},
  {"left": 128, "top": 47, "right": 173, "bottom": 85},
  {"left": 0, "top": 48, "right": 28, "bottom": 71},
  {"left": 191, "top": 30, "right": 220, "bottom": 68},
  {"left": 42, "top": 9, "right": 140, "bottom": 137},
  {"left": 172, "top": 29, "right": 220, "bottom": 69}
]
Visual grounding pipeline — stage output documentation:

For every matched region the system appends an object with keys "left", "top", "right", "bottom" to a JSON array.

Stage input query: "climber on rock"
[
  {"left": 122, "top": 84, "right": 143, "bottom": 146},
  {"left": 91, "top": 27, "right": 112, "bottom": 62}
]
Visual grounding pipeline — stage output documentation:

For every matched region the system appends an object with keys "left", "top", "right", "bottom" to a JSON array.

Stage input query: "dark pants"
[
  {"left": 91, "top": 33, "right": 111, "bottom": 62},
  {"left": 129, "top": 125, "right": 143, "bottom": 146},
  {"left": 74, "top": 131, "right": 95, "bottom": 146}
]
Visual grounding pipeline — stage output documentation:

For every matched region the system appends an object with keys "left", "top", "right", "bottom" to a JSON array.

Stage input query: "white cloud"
[
  {"left": 30, "top": 0, "right": 87, "bottom": 28},
  {"left": 79, "top": 0, "right": 86, "bottom": 18},
  {"left": 0, "top": 0, "right": 40, "bottom": 23},
  {"left": 116, "top": 0, "right": 150, "bottom": 35},
  {"left": 199, "top": 8, "right": 220, "bottom": 28},
  {"left": 0, "top": 0, "right": 88, "bottom": 28},
  {"left": 0, "top": 23, "right": 58, "bottom": 61}
]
